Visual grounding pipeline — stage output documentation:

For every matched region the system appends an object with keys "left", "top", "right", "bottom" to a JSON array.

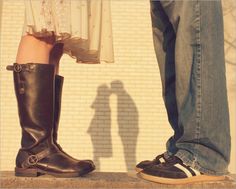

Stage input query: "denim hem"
[{"left": 174, "top": 150, "right": 229, "bottom": 176}]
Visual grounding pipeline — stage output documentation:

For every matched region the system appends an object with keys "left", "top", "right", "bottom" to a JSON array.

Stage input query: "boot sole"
[
  {"left": 138, "top": 171, "right": 226, "bottom": 185},
  {"left": 135, "top": 167, "right": 143, "bottom": 173},
  {"left": 15, "top": 167, "right": 94, "bottom": 178}
]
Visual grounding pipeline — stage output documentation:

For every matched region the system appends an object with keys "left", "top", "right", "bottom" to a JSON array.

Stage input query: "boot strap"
[
  {"left": 22, "top": 148, "right": 57, "bottom": 168},
  {"left": 6, "top": 63, "right": 36, "bottom": 72}
]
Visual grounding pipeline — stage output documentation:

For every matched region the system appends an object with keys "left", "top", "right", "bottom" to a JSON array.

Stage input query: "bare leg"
[{"left": 16, "top": 34, "right": 55, "bottom": 64}]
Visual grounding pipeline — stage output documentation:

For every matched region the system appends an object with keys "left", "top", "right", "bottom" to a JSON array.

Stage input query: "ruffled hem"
[
  {"left": 23, "top": 0, "right": 114, "bottom": 64},
  {"left": 25, "top": 28, "right": 114, "bottom": 64}
]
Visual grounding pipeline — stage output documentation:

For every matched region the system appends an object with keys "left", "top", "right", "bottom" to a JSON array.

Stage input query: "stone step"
[{"left": 0, "top": 171, "right": 235, "bottom": 189}]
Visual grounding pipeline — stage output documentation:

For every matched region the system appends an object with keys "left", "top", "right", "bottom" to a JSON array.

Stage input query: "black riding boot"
[{"left": 7, "top": 63, "right": 95, "bottom": 177}]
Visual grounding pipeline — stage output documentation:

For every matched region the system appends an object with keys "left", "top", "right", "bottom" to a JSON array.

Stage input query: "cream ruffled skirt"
[{"left": 23, "top": 0, "right": 114, "bottom": 64}]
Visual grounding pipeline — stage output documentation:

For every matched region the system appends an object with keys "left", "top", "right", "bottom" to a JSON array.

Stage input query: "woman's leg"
[
  {"left": 7, "top": 34, "right": 95, "bottom": 177},
  {"left": 15, "top": 34, "right": 63, "bottom": 74},
  {"left": 16, "top": 34, "right": 55, "bottom": 64}
]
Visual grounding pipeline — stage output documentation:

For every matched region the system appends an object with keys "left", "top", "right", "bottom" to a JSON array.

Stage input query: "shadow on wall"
[
  {"left": 87, "top": 84, "right": 112, "bottom": 171},
  {"left": 87, "top": 80, "right": 139, "bottom": 172},
  {"left": 111, "top": 80, "right": 139, "bottom": 172}
]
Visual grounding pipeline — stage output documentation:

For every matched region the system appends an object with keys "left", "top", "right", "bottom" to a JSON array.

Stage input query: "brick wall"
[{"left": 0, "top": 0, "right": 235, "bottom": 173}]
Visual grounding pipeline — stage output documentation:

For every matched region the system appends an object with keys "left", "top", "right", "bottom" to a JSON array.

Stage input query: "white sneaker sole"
[
  {"left": 138, "top": 171, "right": 226, "bottom": 185},
  {"left": 135, "top": 167, "right": 143, "bottom": 173}
]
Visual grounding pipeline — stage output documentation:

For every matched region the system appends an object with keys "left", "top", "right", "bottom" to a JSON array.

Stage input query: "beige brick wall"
[
  {"left": 0, "top": 0, "right": 235, "bottom": 173},
  {"left": 223, "top": 0, "right": 236, "bottom": 174}
]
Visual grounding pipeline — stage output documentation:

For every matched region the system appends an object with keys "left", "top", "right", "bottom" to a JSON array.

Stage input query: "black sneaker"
[
  {"left": 138, "top": 156, "right": 226, "bottom": 185},
  {"left": 135, "top": 153, "right": 168, "bottom": 172}
]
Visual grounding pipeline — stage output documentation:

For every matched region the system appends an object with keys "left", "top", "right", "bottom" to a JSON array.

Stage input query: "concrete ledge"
[{"left": 0, "top": 171, "right": 235, "bottom": 189}]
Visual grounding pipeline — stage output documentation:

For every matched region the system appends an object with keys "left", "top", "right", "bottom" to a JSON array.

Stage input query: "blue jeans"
[{"left": 150, "top": 0, "right": 231, "bottom": 175}]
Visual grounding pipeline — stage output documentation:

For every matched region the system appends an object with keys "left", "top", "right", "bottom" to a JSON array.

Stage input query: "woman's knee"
[{"left": 21, "top": 34, "right": 56, "bottom": 50}]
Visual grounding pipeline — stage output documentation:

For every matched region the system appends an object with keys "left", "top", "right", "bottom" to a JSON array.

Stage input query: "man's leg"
[
  {"left": 170, "top": 0, "right": 230, "bottom": 175},
  {"left": 149, "top": 0, "right": 181, "bottom": 155},
  {"left": 138, "top": 0, "right": 231, "bottom": 184},
  {"left": 135, "top": 1, "right": 181, "bottom": 172}
]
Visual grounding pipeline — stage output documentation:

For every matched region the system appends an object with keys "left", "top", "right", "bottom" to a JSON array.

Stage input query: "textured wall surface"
[
  {"left": 0, "top": 0, "right": 235, "bottom": 173},
  {"left": 223, "top": 0, "right": 236, "bottom": 174}
]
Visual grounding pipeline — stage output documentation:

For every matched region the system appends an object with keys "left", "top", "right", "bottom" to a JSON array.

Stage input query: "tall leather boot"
[
  {"left": 53, "top": 75, "right": 94, "bottom": 164},
  {"left": 6, "top": 63, "right": 95, "bottom": 177},
  {"left": 53, "top": 75, "right": 64, "bottom": 149}
]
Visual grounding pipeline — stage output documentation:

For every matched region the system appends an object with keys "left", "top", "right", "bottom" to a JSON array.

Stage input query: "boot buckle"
[
  {"left": 27, "top": 155, "right": 39, "bottom": 166},
  {"left": 13, "top": 64, "right": 22, "bottom": 72}
]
